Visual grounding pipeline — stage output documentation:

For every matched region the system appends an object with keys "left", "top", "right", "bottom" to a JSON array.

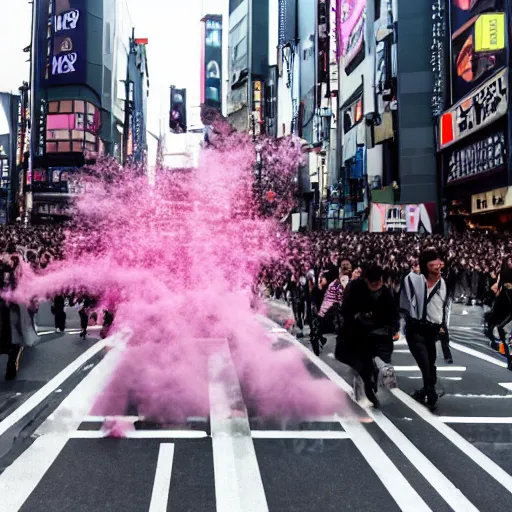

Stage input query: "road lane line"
[
  {"left": 0, "top": 333, "right": 127, "bottom": 512},
  {"left": 209, "top": 342, "right": 269, "bottom": 512},
  {"left": 250, "top": 431, "right": 350, "bottom": 439},
  {"left": 391, "top": 388, "right": 512, "bottom": 496},
  {"left": 450, "top": 342, "right": 508, "bottom": 369},
  {"left": 70, "top": 430, "right": 209, "bottom": 439},
  {"left": 258, "top": 316, "right": 479, "bottom": 512},
  {"left": 394, "top": 366, "right": 466, "bottom": 372},
  {"left": 149, "top": 443, "right": 175, "bottom": 512},
  {"left": 0, "top": 338, "right": 108, "bottom": 438},
  {"left": 439, "top": 417, "right": 512, "bottom": 424},
  {"left": 499, "top": 383, "right": 512, "bottom": 391}
]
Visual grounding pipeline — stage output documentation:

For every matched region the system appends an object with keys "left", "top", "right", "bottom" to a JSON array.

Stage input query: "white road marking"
[
  {"left": 0, "top": 338, "right": 108, "bottom": 438},
  {"left": 447, "top": 393, "right": 512, "bottom": 399},
  {"left": 0, "top": 333, "right": 128, "bottom": 512},
  {"left": 83, "top": 415, "right": 142, "bottom": 423},
  {"left": 394, "top": 366, "right": 466, "bottom": 372},
  {"left": 391, "top": 388, "right": 512, "bottom": 496},
  {"left": 394, "top": 349, "right": 411, "bottom": 353},
  {"left": 450, "top": 342, "right": 508, "bottom": 369},
  {"left": 250, "top": 431, "right": 350, "bottom": 439},
  {"left": 258, "top": 316, "right": 479, "bottom": 512},
  {"left": 148, "top": 444, "right": 175, "bottom": 512},
  {"left": 70, "top": 430, "right": 209, "bottom": 439},
  {"left": 499, "top": 383, "right": 512, "bottom": 391},
  {"left": 439, "top": 417, "right": 512, "bottom": 424},
  {"left": 209, "top": 342, "right": 269, "bottom": 512},
  {"left": 444, "top": 377, "right": 463, "bottom": 381}
]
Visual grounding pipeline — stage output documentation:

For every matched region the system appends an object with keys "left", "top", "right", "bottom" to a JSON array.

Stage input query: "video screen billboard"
[
  {"left": 203, "top": 17, "right": 223, "bottom": 112},
  {"left": 450, "top": 0, "right": 506, "bottom": 103}
]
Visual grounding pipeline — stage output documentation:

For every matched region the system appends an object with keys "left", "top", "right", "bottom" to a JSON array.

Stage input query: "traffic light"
[{"left": 169, "top": 87, "right": 187, "bottom": 133}]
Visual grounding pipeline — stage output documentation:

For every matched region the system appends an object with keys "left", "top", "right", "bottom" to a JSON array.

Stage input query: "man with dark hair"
[
  {"left": 400, "top": 247, "right": 450, "bottom": 408},
  {"left": 337, "top": 264, "right": 399, "bottom": 408}
]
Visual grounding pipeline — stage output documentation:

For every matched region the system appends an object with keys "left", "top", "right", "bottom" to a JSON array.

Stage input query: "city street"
[{"left": 0, "top": 305, "right": 511, "bottom": 511}]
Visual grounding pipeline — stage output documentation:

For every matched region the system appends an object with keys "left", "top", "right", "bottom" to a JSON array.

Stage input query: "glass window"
[
  {"left": 54, "top": 130, "right": 70, "bottom": 140},
  {"left": 73, "top": 142, "right": 84, "bottom": 152},
  {"left": 59, "top": 100, "right": 73, "bottom": 113},
  {"left": 46, "top": 142, "right": 58, "bottom": 153},
  {"left": 85, "top": 132, "right": 96, "bottom": 143},
  {"left": 58, "top": 141, "right": 71, "bottom": 152},
  {"left": 49, "top": 101, "right": 59, "bottom": 113},
  {"left": 75, "top": 101, "right": 85, "bottom": 113}
]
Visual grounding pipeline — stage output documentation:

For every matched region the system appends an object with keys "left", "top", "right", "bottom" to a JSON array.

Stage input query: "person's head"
[
  {"left": 364, "top": 264, "right": 384, "bottom": 292},
  {"left": 319, "top": 272, "right": 329, "bottom": 289},
  {"left": 420, "top": 247, "right": 443, "bottom": 278},
  {"left": 340, "top": 259, "right": 353, "bottom": 277}
]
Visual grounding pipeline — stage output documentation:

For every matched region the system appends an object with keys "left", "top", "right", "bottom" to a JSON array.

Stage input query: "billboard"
[
  {"left": 202, "top": 16, "right": 223, "bottom": 112},
  {"left": 170, "top": 88, "right": 187, "bottom": 133},
  {"left": 370, "top": 203, "right": 435, "bottom": 233},
  {"left": 450, "top": 0, "right": 505, "bottom": 103},
  {"left": 447, "top": 130, "right": 506, "bottom": 183},
  {"left": 339, "top": 0, "right": 366, "bottom": 69},
  {"left": 46, "top": 2, "right": 88, "bottom": 86},
  {"left": 439, "top": 67, "right": 507, "bottom": 149}
]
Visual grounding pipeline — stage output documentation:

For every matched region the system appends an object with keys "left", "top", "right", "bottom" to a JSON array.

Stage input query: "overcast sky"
[{"left": 0, "top": 0, "right": 227, "bottom": 133}]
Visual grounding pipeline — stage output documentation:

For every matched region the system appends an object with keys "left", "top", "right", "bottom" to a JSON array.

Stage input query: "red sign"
[{"left": 135, "top": 38, "right": 148, "bottom": 45}]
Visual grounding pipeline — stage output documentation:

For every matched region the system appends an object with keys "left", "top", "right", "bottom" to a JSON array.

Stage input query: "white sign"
[
  {"left": 55, "top": 10, "right": 80, "bottom": 32},
  {"left": 52, "top": 54, "right": 77, "bottom": 75},
  {"left": 471, "top": 186, "right": 512, "bottom": 214},
  {"left": 439, "top": 68, "right": 508, "bottom": 149}
]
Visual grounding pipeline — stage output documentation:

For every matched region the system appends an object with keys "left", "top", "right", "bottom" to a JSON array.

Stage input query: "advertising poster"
[
  {"left": 450, "top": 0, "right": 505, "bottom": 103},
  {"left": 170, "top": 88, "right": 187, "bottom": 133},
  {"left": 370, "top": 203, "right": 435, "bottom": 233},
  {"left": 339, "top": 0, "right": 366, "bottom": 68}
]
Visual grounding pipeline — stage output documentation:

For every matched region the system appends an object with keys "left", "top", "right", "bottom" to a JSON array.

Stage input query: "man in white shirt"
[{"left": 400, "top": 248, "right": 450, "bottom": 409}]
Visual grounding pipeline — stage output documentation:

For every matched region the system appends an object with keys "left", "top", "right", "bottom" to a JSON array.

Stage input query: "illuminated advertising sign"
[
  {"left": 339, "top": 0, "right": 366, "bottom": 69},
  {"left": 439, "top": 67, "right": 507, "bottom": 149},
  {"left": 46, "top": 2, "right": 87, "bottom": 86},
  {"left": 450, "top": 0, "right": 505, "bottom": 102},
  {"left": 202, "top": 16, "right": 223, "bottom": 112},
  {"left": 447, "top": 130, "right": 505, "bottom": 183}
]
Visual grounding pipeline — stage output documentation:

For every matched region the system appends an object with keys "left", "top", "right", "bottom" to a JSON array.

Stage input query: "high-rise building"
[
  {"left": 227, "top": 0, "right": 270, "bottom": 134},
  {"left": 435, "top": 0, "right": 510, "bottom": 231},
  {"left": 27, "top": 0, "right": 149, "bottom": 223}
]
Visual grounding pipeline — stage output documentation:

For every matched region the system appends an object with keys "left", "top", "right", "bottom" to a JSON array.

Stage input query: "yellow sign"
[{"left": 475, "top": 13, "right": 505, "bottom": 52}]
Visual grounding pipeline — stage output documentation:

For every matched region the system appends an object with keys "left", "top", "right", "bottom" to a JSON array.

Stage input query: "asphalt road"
[{"left": 0, "top": 303, "right": 511, "bottom": 511}]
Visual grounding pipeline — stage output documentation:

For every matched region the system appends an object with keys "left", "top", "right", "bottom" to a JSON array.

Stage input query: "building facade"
[
  {"left": 27, "top": 0, "right": 148, "bottom": 223},
  {"left": 436, "top": 0, "right": 510, "bottom": 231}
]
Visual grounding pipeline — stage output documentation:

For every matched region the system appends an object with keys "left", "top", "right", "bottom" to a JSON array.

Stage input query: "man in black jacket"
[{"left": 336, "top": 265, "right": 400, "bottom": 408}]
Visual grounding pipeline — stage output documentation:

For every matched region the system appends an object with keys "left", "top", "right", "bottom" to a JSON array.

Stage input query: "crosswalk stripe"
[
  {"left": 250, "top": 431, "right": 350, "bottom": 439},
  {"left": 394, "top": 366, "right": 466, "bottom": 372},
  {"left": 438, "top": 417, "right": 512, "bottom": 424},
  {"left": 149, "top": 444, "right": 175, "bottom": 512}
]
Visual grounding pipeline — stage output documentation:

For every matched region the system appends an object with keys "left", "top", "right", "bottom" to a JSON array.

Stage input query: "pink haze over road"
[{"left": 11, "top": 124, "right": 345, "bottom": 424}]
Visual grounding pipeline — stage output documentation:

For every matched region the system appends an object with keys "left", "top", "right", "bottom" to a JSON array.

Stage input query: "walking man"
[{"left": 400, "top": 248, "right": 450, "bottom": 408}]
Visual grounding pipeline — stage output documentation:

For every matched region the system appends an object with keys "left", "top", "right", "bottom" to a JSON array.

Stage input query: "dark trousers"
[
  {"left": 336, "top": 333, "right": 393, "bottom": 388},
  {"left": 406, "top": 321, "right": 440, "bottom": 392},
  {"left": 54, "top": 308, "right": 66, "bottom": 331},
  {"left": 439, "top": 331, "right": 452, "bottom": 361},
  {"left": 79, "top": 309, "right": 88, "bottom": 334}
]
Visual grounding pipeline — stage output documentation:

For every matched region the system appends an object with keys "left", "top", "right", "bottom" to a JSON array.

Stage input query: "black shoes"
[{"left": 411, "top": 389, "right": 427, "bottom": 404}]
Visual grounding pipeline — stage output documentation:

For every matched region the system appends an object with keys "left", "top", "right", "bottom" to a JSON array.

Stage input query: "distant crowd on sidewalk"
[{"left": 261, "top": 230, "right": 512, "bottom": 306}]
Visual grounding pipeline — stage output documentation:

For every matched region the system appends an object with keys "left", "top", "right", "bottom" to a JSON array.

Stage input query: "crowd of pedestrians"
[
  {"left": 260, "top": 230, "right": 512, "bottom": 409},
  {"left": 0, "top": 225, "right": 113, "bottom": 381}
]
